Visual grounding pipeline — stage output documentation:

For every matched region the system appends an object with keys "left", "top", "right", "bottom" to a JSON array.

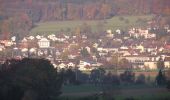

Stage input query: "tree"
[
  {"left": 76, "top": 70, "right": 89, "bottom": 84},
  {"left": 1, "top": 19, "right": 10, "bottom": 39},
  {"left": 0, "top": 58, "right": 63, "bottom": 100},
  {"left": 75, "top": 26, "right": 81, "bottom": 37},
  {"left": 100, "top": 3, "right": 112, "bottom": 19},
  {"left": 120, "top": 70, "right": 135, "bottom": 84},
  {"left": 80, "top": 47, "right": 90, "bottom": 57},
  {"left": 90, "top": 68, "right": 105, "bottom": 86},
  {"left": 155, "top": 69, "right": 166, "bottom": 86},
  {"left": 136, "top": 74, "right": 146, "bottom": 84},
  {"left": 60, "top": 49, "right": 69, "bottom": 60},
  {"left": 64, "top": 69, "right": 76, "bottom": 85},
  {"left": 80, "top": 22, "right": 92, "bottom": 36},
  {"left": 119, "top": 58, "right": 131, "bottom": 69},
  {"left": 166, "top": 80, "right": 170, "bottom": 91},
  {"left": 166, "top": 69, "right": 170, "bottom": 90},
  {"left": 109, "top": 53, "right": 119, "bottom": 69},
  {"left": 157, "top": 57, "right": 165, "bottom": 70}
]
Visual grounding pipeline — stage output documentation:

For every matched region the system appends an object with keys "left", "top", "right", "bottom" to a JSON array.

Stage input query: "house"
[
  {"left": 36, "top": 35, "right": 43, "bottom": 40},
  {"left": 67, "top": 62, "right": 75, "bottom": 68},
  {"left": 29, "top": 48, "right": 36, "bottom": 53},
  {"left": 0, "top": 40, "right": 14, "bottom": 47},
  {"left": 106, "top": 29, "right": 114, "bottom": 38},
  {"left": 38, "top": 38, "right": 50, "bottom": 48},
  {"left": 21, "top": 48, "right": 28, "bottom": 52},
  {"left": 93, "top": 43, "right": 99, "bottom": 48},
  {"left": 129, "top": 28, "right": 156, "bottom": 39},
  {"left": 164, "top": 57, "right": 170, "bottom": 68},
  {"left": 48, "top": 34, "right": 56, "bottom": 41},
  {"left": 116, "top": 29, "right": 121, "bottom": 34},
  {"left": 136, "top": 44, "right": 145, "bottom": 52},
  {"left": 144, "top": 57, "right": 170, "bottom": 70},
  {"left": 78, "top": 60, "right": 91, "bottom": 68},
  {"left": 144, "top": 61, "right": 157, "bottom": 69},
  {"left": 11, "top": 36, "right": 16, "bottom": 41},
  {"left": 27, "top": 36, "right": 35, "bottom": 40},
  {"left": 78, "top": 60, "right": 96, "bottom": 71},
  {"left": 58, "top": 63, "right": 67, "bottom": 69},
  {"left": 97, "top": 46, "right": 119, "bottom": 53},
  {"left": 0, "top": 44, "right": 5, "bottom": 51},
  {"left": 121, "top": 55, "right": 158, "bottom": 69}
]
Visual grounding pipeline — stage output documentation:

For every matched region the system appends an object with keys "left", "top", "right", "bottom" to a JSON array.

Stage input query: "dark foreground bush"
[{"left": 0, "top": 58, "right": 63, "bottom": 100}]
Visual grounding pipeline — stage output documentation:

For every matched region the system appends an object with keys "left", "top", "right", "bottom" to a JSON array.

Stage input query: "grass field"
[
  {"left": 62, "top": 84, "right": 160, "bottom": 94},
  {"left": 30, "top": 15, "right": 153, "bottom": 35},
  {"left": 60, "top": 84, "right": 170, "bottom": 100},
  {"left": 115, "top": 92, "right": 170, "bottom": 100},
  {"left": 62, "top": 84, "right": 101, "bottom": 94}
]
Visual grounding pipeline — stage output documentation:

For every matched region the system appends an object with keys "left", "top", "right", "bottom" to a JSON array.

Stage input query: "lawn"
[{"left": 30, "top": 15, "right": 153, "bottom": 35}]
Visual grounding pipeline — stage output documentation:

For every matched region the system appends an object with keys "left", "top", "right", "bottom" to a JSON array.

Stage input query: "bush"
[
  {"left": 124, "top": 97, "right": 135, "bottom": 100},
  {"left": 120, "top": 70, "right": 135, "bottom": 84},
  {"left": 136, "top": 74, "right": 146, "bottom": 84},
  {"left": 125, "top": 19, "right": 129, "bottom": 24},
  {"left": 0, "top": 58, "right": 63, "bottom": 100},
  {"left": 119, "top": 16, "right": 124, "bottom": 21},
  {"left": 155, "top": 70, "right": 166, "bottom": 86},
  {"left": 166, "top": 80, "right": 170, "bottom": 91}
]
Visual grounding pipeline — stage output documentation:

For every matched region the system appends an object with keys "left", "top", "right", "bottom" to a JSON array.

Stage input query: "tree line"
[{"left": 0, "top": 58, "right": 170, "bottom": 100}]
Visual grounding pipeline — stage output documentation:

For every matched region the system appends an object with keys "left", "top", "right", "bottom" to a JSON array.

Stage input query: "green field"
[
  {"left": 114, "top": 92, "right": 170, "bottom": 100},
  {"left": 30, "top": 15, "right": 153, "bottom": 35},
  {"left": 60, "top": 84, "right": 170, "bottom": 100},
  {"left": 60, "top": 93, "right": 170, "bottom": 100}
]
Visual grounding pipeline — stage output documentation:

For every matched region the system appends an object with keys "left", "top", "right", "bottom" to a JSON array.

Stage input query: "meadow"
[
  {"left": 61, "top": 84, "right": 169, "bottom": 100},
  {"left": 30, "top": 15, "right": 153, "bottom": 35},
  {"left": 59, "top": 70, "right": 170, "bottom": 100}
]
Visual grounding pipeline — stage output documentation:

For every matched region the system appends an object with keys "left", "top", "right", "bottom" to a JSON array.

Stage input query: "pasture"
[
  {"left": 61, "top": 84, "right": 169, "bottom": 100},
  {"left": 30, "top": 15, "right": 153, "bottom": 35},
  {"left": 60, "top": 70, "right": 167, "bottom": 100}
]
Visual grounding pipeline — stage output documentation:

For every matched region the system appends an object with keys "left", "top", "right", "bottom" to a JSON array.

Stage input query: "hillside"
[
  {"left": 0, "top": 0, "right": 170, "bottom": 38},
  {"left": 30, "top": 15, "right": 153, "bottom": 35},
  {"left": 1, "top": 0, "right": 170, "bottom": 21}
]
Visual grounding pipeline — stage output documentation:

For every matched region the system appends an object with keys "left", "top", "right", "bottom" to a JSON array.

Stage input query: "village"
[{"left": 0, "top": 25, "right": 170, "bottom": 71}]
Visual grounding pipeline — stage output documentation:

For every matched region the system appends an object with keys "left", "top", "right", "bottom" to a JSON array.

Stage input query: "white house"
[
  {"left": 144, "top": 61, "right": 157, "bottom": 69},
  {"left": 0, "top": 44, "right": 5, "bottom": 51},
  {"left": 58, "top": 63, "right": 67, "bottom": 69},
  {"left": 67, "top": 62, "right": 75, "bottom": 68},
  {"left": 36, "top": 35, "right": 43, "bottom": 40},
  {"left": 78, "top": 60, "right": 93, "bottom": 71},
  {"left": 38, "top": 38, "right": 50, "bottom": 48},
  {"left": 28, "top": 36, "right": 35, "bottom": 40},
  {"left": 164, "top": 57, "right": 170, "bottom": 68}
]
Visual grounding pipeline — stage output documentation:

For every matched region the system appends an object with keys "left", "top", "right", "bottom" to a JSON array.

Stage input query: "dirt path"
[{"left": 62, "top": 88, "right": 168, "bottom": 97}]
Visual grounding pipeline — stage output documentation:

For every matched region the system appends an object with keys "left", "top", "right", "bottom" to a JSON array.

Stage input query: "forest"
[
  {"left": 0, "top": 0, "right": 170, "bottom": 38},
  {"left": 1, "top": 0, "right": 170, "bottom": 21}
]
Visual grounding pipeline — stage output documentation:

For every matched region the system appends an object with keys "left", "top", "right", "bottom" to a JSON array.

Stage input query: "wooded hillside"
[
  {"left": 0, "top": 0, "right": 170, "bottom": 39},
  {"left": 1, "top": 0, "right": 170, "bottom": 21}
]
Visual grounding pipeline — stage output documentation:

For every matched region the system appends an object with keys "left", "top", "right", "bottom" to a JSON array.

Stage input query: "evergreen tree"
[{"left": 156, "top": 69, "right": 166, "bottom": 86}]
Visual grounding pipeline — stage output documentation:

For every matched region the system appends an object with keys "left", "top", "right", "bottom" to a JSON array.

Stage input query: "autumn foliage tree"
[{"left": 1, "top": 0, "right": 170, "bottom": 22}]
